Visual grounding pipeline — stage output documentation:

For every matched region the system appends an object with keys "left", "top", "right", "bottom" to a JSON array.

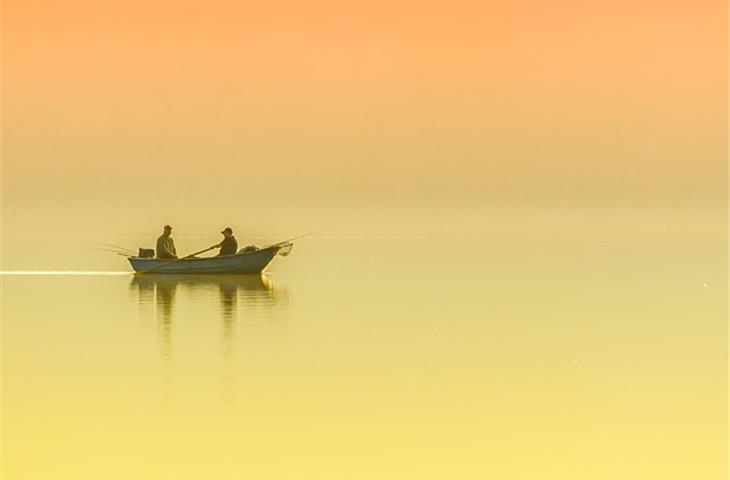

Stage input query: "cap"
[{"left": 221, "top": 227, "right": 233, "bottom": 234}]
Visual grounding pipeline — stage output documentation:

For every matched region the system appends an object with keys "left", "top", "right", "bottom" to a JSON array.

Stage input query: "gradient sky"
[{"left": 2, "top": 0, "right": 727, "bottom": 205}]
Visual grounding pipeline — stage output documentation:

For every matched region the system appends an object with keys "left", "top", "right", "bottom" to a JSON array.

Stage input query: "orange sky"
[{"left": 2, "top": 0, "right": 727, "bottom": 205}]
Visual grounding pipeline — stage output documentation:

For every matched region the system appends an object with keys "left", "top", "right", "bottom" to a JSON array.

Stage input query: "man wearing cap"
[
  {"left": 156, "top": 225, "right": 178, "bottom": 259},
  {"left": 213, "top": 227, "right": 238, "bottom": 256}
]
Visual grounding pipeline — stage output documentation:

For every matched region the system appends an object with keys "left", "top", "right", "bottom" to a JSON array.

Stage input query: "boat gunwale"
[{"left": 128, "top": 245, "right": 281, "bottom": 263}]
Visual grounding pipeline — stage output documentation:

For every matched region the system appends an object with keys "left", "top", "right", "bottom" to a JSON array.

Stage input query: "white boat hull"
[{"left": 129, "top": 246, "right": 281, "bottom": 275}]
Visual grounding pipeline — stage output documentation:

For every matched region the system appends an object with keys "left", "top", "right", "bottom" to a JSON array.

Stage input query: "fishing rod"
[
  {"left": 100, "top": 243, "right": 136, "bottom": 254},
  {"left": 94, "top": 247, "right": 134, "bottom": 257},
  {"left": 264, "top": 233, "right": 314, "bottom": 249}
]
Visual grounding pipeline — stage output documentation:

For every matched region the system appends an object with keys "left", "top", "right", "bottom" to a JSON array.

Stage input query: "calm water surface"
[{"left": 2, "top": 206, "right": 726, "bottom": 479}]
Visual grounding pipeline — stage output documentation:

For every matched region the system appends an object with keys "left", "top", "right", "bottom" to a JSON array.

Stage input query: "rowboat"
[{"left": 128, "top": 244, "right": 290, "bottom": 275}]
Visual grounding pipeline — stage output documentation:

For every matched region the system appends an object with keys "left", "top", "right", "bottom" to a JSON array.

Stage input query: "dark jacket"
[
  {"left": 156, "top": 234, "right": 177, "bottom": 259},
  {"left": 218, "top": 236, "right": 238, "bottom": 256}
]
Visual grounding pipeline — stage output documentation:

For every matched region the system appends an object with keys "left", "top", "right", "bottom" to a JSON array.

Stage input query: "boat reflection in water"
[{"left": 130, "top": 274, "right": 287, "bottom": 365}]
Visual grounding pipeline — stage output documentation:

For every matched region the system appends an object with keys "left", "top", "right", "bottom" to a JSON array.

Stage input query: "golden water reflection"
[{"left": 130, "top": 274, "right": 286, "bottom": 364}]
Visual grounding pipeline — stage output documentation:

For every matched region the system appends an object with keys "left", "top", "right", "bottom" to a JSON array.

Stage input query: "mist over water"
[
  {"left": 2, "top": 201, "right": 726, "bottom": 479},
  {"left": 3, "top": 0, "right": 727, "bottom": 476}
]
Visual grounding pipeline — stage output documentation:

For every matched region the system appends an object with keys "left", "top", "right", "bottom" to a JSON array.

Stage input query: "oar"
[{"left": 141, "top": 246, "right": 217, "bottom": 274}]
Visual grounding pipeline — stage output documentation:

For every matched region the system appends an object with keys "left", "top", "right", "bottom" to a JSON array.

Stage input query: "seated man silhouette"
[
  {"left": 155, "top": 225, "right": 177, "bottom": 259},
  {"left": 213, "top": 227, "right": 238, "bottom": 256}
]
